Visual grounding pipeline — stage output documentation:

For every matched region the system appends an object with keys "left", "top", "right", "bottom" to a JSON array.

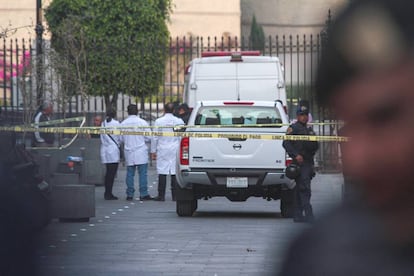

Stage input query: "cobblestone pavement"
[{"left": 36, "top": 164, "right": 343, "bottom": 276}]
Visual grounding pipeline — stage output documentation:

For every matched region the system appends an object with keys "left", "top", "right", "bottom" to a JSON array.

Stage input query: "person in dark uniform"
[
  {"left": 32, "top": 101, "right": 55, "bottom": 147},
  {"left": 282, "top": 104, "right": 319, "bottom": 223}
]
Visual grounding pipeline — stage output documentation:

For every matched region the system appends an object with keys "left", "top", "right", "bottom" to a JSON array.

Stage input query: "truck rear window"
[{"left": 194, "top": 106, "right": 282, "bottom": 127}]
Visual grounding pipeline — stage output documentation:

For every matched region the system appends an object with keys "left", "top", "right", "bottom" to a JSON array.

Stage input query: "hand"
[
  {"left": 151, "top": 153, "right": 157, "bottom": 160},
  {"left": 295, "top": 154, "right": 304, "bottom": 164}
]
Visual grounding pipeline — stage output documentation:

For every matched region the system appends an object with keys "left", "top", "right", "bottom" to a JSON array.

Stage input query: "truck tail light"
[
  {"left": 201, "top": 51, "right": 260, "bottom": 58},
  {"left": 223, "top": 101, "right": 254, "bottom": 105},
  {"left": 180, "top": 137, "right": 190, "bottom": 165},
  {"left": 285, "top": 155, "right": 293, "bottom": 167}
]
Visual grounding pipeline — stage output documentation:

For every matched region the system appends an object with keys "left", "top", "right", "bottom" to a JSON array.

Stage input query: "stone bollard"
[
  {"left": 50, "top": 172, "right": 80, "bottom": 186},
  {"left": 50, "top": 184, "right": 95, "bottom": 222}
]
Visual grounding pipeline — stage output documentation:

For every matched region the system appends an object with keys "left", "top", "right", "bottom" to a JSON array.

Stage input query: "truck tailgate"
[{"left": 188, "top": 130, "right": 286, "bottom": 169}]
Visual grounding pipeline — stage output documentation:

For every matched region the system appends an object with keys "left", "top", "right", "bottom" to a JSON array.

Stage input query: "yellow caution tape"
[
  {"left": 0, "top": 125, "right": 349, "bottom": 142},
  {"left": 97, "top": 122, "right": 343, "bottom": 129},
  {"left": 29, "top": 116, "right": 85, "bottom": 127},
  {"left": 173, "top": 122, "right": 343, "bottom": 128},
  {"left": 11, "top": 116, "right": 87, "bottom": 150}
]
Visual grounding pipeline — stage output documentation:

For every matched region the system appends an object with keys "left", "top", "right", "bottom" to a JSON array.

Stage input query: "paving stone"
[{"left": 36, "top": 165, "right": 343, "bottom": 275}]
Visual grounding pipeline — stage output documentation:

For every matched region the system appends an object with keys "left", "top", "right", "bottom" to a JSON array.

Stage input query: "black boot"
[
  {"left": 105, "top": 194, "right": 118, "bottom": 200},
  {"left": 104, "top": 163, "right": 118, "bottom": 200},
  {"left": 104, "top": 183, "right": 118, "bottom": 199},
  {"left": 154, "top": 175, "right": 166, "bottom": 201}
]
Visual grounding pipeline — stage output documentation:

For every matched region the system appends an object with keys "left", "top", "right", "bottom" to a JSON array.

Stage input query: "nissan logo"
[{"left": 233, "top": 144, "right": 242, "bottom": 151}]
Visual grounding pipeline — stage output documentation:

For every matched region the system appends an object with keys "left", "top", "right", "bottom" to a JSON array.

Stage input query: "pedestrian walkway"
[{"left": 36, "top": 164, "right": 343, "bottom": 276}]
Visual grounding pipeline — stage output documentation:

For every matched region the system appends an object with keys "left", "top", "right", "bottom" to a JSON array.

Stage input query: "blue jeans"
[{"left": 126, "top": 163, "right": 149, "bottom": 197}]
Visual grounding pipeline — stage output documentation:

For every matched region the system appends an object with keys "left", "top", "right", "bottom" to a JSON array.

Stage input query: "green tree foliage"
[
  {"left": 45, "top": 0, "right": 171, "bottom": 111},
  {"left": 250, "top": 15, "right": 265, "bottom": 52}
]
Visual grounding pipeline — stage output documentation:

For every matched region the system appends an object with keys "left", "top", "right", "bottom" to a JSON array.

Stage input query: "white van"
[{"left": 183, "top": 51, "right": 287, "bottom": 110}]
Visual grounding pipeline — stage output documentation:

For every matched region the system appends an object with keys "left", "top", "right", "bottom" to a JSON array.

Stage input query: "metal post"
[
  {"left": 35, "top": 0, "right": 44, "bottom": 106},
  {"left": 319, "top": 9, "right": 340, "bottom": 172},
  {"left": 320, "top": 9, "right": 332, "bottom": 51}
]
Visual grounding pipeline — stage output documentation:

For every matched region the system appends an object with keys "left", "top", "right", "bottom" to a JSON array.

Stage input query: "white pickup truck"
[{"left": 175, "top": 100, "right": 294, "bottom": 217}]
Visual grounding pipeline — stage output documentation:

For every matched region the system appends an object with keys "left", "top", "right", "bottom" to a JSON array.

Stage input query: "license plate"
[{"left": 226, "top": 177, "right": 248, "bottom": 188}]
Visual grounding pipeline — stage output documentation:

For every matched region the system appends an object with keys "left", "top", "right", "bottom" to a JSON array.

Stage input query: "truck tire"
[
  {"left": 280, "top": 189, "right": 294, "bottom": 218},
  {"left": 175, "top": 184, "right": 194, "bottom": 201},
  {"left": 176, "top": 200, "right": 197, "bottom": 217}
]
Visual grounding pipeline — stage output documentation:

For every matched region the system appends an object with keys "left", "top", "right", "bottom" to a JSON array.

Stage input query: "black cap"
[{"left": 296, "top": 105, "right": 309, "bottom": 115}]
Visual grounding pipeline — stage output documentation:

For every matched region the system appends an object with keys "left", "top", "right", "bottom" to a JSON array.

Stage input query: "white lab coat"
[
  {"left": 151, "top": 113, "right": 184, "bottom": 174},
  {"left": 100, "top": 118, "right": 121, "bottom": 164},
  {"left": 120, "top": 115, "right": 151, "bottom": 166}
]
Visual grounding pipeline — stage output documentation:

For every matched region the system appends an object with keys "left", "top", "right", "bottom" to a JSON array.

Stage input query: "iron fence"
[{"left": 0, "top": 35, "right": 341, "bottom": 171}]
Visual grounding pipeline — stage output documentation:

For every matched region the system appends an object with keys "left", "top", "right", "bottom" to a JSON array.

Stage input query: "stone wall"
[{"left": 241, "top": 0, "right": 348, "bottom": 37}]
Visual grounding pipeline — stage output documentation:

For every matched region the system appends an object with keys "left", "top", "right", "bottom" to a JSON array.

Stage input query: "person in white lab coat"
[
  {"left": 120, "top": 104, "right": 153, "bottom": 201},
  {"left": 151, "top": 103, "right": 184, "bottom": 201},
  {"left": 100, "top": 109, "right": 121, "bottom": 200}
]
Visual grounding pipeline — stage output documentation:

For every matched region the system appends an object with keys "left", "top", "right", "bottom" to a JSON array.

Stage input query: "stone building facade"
[
  {"left": 0, "top": 0, "right": 348, "bottom": 41},
  {"left": 241, "top": 0, "right": 348, "bottom": 37},
  {"left": 0, "top": 0, "right": 52, "bottom": 41},
  {"left": 168, "top": 0, "right": 241, "bottom": 39}
]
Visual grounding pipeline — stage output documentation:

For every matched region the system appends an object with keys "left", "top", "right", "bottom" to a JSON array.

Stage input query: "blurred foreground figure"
[
  {"left": 278, "top": 0, "right": 414, "bottom": 275},
  {"left": 1, "top": 130, "right": 50, "bottom": 275}
]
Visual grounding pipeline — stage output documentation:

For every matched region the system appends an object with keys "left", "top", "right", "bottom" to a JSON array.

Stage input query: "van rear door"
[
  {"left": 237, "top": 61, "right": 282, "bottom": 101},
  {"left": 192, "top": 62, "right": 237, "bottom": 103}
]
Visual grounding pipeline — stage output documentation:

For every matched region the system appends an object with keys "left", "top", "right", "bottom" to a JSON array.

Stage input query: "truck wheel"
[
  {"left": 176, "top": 200, "right": 197, "bottom": 217},
  {"left": 280, "top": 189, "right": 294, "bottom": 218}
]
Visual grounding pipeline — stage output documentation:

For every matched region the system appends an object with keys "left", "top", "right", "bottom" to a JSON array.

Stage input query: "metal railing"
[{"left": 0, "top": 34, "right": 341, "bottom": 171}]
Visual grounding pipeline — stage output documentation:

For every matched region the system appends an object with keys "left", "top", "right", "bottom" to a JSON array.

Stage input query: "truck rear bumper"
[{"left": 178, "top": 168, "right": 291, "bottom": 188}]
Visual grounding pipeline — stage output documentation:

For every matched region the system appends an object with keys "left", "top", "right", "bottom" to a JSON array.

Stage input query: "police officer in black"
[{"left": 283, "top": 103, "right": 319, "bottom": 222}]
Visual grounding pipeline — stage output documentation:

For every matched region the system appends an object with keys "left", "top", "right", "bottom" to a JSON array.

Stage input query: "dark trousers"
[
  {"left": 158, "top": 174, "right": 177, "bottom": 199},
  {"left": 104, "top": 163, "right": 119, "bottom": 196},
  {"left": 294, "top": 162, "right": 314, "bottom": 218}
]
